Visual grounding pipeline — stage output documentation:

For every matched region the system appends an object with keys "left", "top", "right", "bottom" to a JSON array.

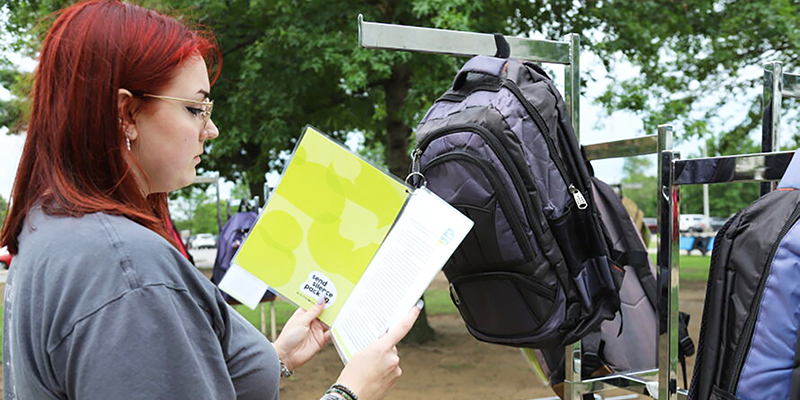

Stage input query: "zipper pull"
[
  {"left": 449, "top": 283, "right": 461, "bottom": 307},
  {"left": 405, "top": 148, "right": 427, "bottom": 188},
  {"left": 411, "top": 148, "right": 422, "bottom": 174},
  {"left": 569, "top": 184, "right": 588, "bottom": 210}
]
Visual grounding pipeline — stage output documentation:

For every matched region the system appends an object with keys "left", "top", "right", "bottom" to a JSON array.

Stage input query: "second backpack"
[
  {"left": 689, "top": 151, "right": 800, "bottom": 400},
  {"left": 412, "top": 55, "right": 623, "bottom": 348}
]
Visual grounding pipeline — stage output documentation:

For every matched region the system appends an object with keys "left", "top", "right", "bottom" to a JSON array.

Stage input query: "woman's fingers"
[{"left": 378, "top": 303, "right": 422, "bottom": 347}]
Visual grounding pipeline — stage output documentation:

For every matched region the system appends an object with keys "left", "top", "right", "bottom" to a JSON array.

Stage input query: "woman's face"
[{"left": 128, "top": 56, "right": 219, "bottom": 194}]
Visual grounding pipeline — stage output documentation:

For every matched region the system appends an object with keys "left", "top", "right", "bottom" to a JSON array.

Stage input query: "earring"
[{"left": 119, "top": 118, "right": 132, "bottom": 151}]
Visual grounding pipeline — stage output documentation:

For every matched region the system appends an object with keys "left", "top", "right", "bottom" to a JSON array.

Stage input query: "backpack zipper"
[
  {"left": 423, "top": 150, "right": 536, "bottom": 261},
  {"left": 500, "top": 81, "right": 588, "bottom": 208},
  {"left": 726, "top": 198, "right": 800, "bottom": 392},
  {"left": 569, "top": 184, "right": 588, "bottom": 210},
  {"left": 415, "top": 123, "right": 547, "bottom": 237}
]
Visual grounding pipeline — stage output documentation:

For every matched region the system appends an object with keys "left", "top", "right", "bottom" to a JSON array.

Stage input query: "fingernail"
[
  {"left": 415, "top": 299, "right": 424, "bottom": 310},
  {"left": 316, "top": 295, "right": 325, "bottom": 305}
]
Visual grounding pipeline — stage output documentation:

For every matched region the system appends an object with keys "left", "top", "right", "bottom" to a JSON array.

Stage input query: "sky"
[{"left": 0, "top": 34, "right": 771, "bottom": 203}]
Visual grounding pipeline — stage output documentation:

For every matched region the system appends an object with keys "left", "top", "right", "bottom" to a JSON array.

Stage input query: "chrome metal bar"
[
  {"left": 783, "top": 71, "right": 800, "bottom": 99},
  {"left": 583, "top": 135, "right": 659, "bottom": 160},
  {"left": 673, "top": 151, "right": 794, "bottom": 185},
  {"left": 358, "top": 15, "right": 571, "bottom": 63},
  {"left": 562, "top": 31, "right": 582, "bottom": 400},
  {"left": 657, "top": 125, "right": 680, "bottom": 400},
  {"left": 571, "top": 369, "right": 688, "bottom": 398},
  {"left": 572, "top": 371, "right": 656, "bottom": 396},
  {"left": 564, "top": 342, "right": 581, "bottom": 399},
  {"left": 565, "top": 33, "right": 580, "bottom": 141},
  {"left": 762, "top": 62, "right": 783, "bottom": 195},
  {"left": 572, "top": 377, "right": 688, "bottom": 400}
]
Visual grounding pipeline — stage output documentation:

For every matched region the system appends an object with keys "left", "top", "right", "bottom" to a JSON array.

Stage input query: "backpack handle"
[{"left": 452, "top": 56, "right": 507, "bottom": 90}]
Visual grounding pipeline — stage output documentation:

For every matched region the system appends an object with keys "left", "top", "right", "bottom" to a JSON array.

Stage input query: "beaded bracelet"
[
  {"left": 324, "top": 387, "right": 353, "bottom": 400},
  {"left": 278, "top": 359, "right": 293, "bottom": 378},
  {"left": 331, "top": 384, "right": 359, "bottom": 400}
]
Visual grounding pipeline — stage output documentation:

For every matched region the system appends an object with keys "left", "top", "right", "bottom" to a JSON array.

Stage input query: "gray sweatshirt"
[{"left": 4, "top": 208, "right": 279, "bottom": 399}]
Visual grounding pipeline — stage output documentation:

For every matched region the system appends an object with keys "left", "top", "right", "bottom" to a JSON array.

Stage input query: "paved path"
[{"left": 189, "top": 248, "right": 217, "bottom": 270}]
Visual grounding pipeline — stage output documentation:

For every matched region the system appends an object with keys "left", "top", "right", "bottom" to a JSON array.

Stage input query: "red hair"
[{"left": 0, "top": 0, "right": 221, "bottom": 254}]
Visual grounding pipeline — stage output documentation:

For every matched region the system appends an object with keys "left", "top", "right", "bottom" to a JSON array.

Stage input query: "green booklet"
[{"left": 219, "top": 126, "right": 473, "bottom": 362}]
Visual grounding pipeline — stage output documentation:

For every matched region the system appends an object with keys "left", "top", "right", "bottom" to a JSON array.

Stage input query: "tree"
[
  {"left": 580, "top": 0, "right": 798, "bottom": 155},
  {"left": 3, "top": 0, "right": 796, "bottom": 343},
  {"left": 0, "top": 194, "right": 7, "bottom": 228},
  {"left": 170, "top": 185, "right": 220, "bottom": 235},
  {"left": 619, "top": 156, "right": 658, "bottom": 218}
]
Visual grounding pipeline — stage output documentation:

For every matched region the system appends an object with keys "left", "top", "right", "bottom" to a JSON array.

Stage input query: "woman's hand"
[
  {"left": 273, "top": 300, "right": 331, "bottom": 371},
  {"left": 333, "top": 301, "right": 422, "bottom": 400}
]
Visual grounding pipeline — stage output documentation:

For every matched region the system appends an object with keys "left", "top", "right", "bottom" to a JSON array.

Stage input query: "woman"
[{"left": 0, "top": 1, "right": 420, "bottom": 399}]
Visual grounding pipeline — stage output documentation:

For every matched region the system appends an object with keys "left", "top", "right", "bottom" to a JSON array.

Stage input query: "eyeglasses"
[{"left": 139, "top": 93, "right": 214, "bottom": 133}]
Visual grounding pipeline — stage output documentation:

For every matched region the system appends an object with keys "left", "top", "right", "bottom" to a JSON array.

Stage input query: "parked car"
[
  {"left": 679, "top": 214, "right": 710, "bottom": 232},
  {"left": 644, "top": 217, "right": 658, "bottom": 234},
  {"left": 0, "top": 246, "right": 12, "bottom": 269},
  {"left": 191, "top": 233, "right": 217, "bottom": 249},
  {"left": 709, "top": 216, "right": 729, "bottom": 231},
  {"left": 185, "top": 234, "right": 198, "bottom": 249}
]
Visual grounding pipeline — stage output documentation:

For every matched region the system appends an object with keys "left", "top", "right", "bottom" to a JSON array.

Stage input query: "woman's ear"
[{"left": 117, "top": 88, "right": 138, "bottom": 140}]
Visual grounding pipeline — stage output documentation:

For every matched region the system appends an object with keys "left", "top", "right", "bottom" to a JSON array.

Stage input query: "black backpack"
[
  {"left": 411, "top": 55, "right": 623, "bottom": 348},
  {"left": 689, "top": 152, "right": 800, "bottom": 400}
]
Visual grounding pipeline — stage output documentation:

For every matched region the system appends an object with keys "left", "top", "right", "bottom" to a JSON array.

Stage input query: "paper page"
[
  {"left": 227, "top": 126, "right": 409, "bottom": 325},
  {"left": 331, "top": 187, "right": 473, "bottom": 362},
  {"left": 217, "top": 263, "right": 270, "bottom": 310}
]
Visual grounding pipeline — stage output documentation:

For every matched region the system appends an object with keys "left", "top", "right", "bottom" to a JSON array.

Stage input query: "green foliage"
[
  {"left": 0, "top": 60, "right": 33, "bottom": 134},
  {"left": 619, "top": 156, "right": 658, "bottom": 217},
  {"left": 579, "top": 0, "right": 799, "bottom": 148},
  {"left": 3, "top": 0, "right": 796, "bottom": 177},
  {"left": 170, "top": 186, "right": 221, "bottom": 235},
  {"left": 0, "top": 194, "right": 7, "bottom": 228}
]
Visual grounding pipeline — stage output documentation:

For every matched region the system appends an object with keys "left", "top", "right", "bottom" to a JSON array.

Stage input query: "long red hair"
[{"left": 0, "top": 0, "right": 221, "bottom": 254}]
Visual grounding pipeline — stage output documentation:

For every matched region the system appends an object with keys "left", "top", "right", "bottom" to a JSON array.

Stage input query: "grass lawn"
[
  {"left": 649, "top": 254, "right": 712, "bottom": 282},
  {"left": 232, "top": 285, "right": 460, "bottom": 335}
]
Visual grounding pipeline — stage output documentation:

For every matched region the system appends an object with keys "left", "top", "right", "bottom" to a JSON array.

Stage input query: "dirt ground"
[
  {"left": 0, "top": 278, "right": 708, "bottom": 400},
  {"left": 281, "top": 277, "right": 708, "bottom": 400}
]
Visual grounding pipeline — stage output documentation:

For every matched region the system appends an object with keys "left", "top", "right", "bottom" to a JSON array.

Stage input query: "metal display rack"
[
  {"left": 358, "top": 16, "right": 798, "bottom": 400},
  {"left": 761, "top": 62, "right": 799, "bottom": 195}
]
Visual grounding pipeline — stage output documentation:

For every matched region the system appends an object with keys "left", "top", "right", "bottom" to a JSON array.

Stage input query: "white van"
[{"left": 679, "top": 214, "right": 710, "bottom": 232}]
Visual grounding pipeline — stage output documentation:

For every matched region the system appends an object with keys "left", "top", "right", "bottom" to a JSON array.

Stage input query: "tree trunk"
[
  {"left": 383, "top": 62, "right": 436, "bottom": 344},
  {"left": 246, "top": 174, "right": 267, "bottom": 209}
]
